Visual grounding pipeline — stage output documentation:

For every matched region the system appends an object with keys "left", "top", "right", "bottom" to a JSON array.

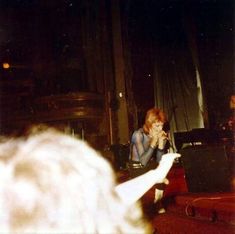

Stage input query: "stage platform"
[
  {"left": 139, "top": 164, "right": 235, "bottom": 234},
  {"left": 150, "top": 191, "right": 235, "bottom": 234}
]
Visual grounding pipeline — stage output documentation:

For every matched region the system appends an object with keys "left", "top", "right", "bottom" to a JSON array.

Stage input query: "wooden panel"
[{"left": 1, "top": 92, "right": 109, "bottom": 150}]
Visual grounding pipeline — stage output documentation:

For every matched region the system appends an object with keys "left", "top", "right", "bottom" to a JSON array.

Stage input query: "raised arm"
[{"left": 115, "top": 153, "right": 180, "bottom": 206}]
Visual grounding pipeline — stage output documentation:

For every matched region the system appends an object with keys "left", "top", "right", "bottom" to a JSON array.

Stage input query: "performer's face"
[{"left": 151, "top": 121, "right": 164, "bottom": 133}]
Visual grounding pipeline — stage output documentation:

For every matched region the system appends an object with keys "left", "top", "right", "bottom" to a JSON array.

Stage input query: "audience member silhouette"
[{"left": 0, "top": 126, "right": 179, "bottom": 233}]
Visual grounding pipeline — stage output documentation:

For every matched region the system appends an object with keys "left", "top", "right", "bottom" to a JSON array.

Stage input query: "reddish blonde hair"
[{"left": 143, "top": 108, "right": 167, "bottom": 134}]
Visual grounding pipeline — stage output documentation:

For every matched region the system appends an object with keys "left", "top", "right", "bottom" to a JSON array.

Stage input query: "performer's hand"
[
  {"left": 149, "top": 129, "right": 159, "bottom": 148},
  {"left": 158, "top": 130, "right": 168, "bottom": 149},
  {"left": 150, "top": 130, "right": 167, "bottom": 148}
]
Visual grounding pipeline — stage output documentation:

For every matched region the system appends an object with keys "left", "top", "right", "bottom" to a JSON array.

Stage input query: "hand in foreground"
[{"left": 160, "top": 153, "right": 181, "bottom": 166}]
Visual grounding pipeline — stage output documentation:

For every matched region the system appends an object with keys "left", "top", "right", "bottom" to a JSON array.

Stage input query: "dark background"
[{"left": 0, "top": 0, "right": 234, "bottom": 132}]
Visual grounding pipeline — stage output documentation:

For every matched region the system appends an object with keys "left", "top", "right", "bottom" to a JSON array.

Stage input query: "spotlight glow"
[{"left": 2, "top": 63, "right": 10, "bottom": 69}]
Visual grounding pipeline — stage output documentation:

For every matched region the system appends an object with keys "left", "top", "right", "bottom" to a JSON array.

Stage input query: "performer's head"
[
  {"left": 143, "top": 108, "right": 167, "bottom": 134},
  {"left": 0, "top": 126, "right": 150, "bottom": 233}
]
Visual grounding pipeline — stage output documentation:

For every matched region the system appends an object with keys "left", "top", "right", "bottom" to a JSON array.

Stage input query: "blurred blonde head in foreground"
[{"left": 0, "top": 127, "right": 150, "bottom": 233}]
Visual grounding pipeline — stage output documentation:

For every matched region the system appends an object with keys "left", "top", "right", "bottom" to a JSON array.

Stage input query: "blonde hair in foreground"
[{"left": 0, "top": 127, "right": 151, "bottom": 233}]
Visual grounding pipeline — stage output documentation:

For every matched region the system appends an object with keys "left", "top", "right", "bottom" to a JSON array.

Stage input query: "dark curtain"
[
  {"left": 122, "top": 0, "right": 233, "bottom": 144},
  {"left": 153, "top": 44, "right": 205, "bottom": 136}
]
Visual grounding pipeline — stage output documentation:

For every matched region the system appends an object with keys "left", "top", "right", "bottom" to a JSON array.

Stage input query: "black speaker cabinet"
[{"left": 180, "top": 145, "right": 231, "bottom": 193}]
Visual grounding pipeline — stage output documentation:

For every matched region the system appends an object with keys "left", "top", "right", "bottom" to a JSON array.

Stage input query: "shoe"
[
  {"left": 158, "top": 208, "right": 166, "bottom": 214},
  {"left": 154, "top": 189, "right": 164, "bottom": 203},
  {"left": 163, "top": 178, "right": 169, "bottom": 185}
]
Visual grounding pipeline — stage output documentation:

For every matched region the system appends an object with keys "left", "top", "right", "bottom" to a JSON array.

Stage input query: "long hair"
[
  {"left": 143, "top": 108, "right": 167, "bottom": 134},
  {"left": 0, "top": 127, "right": 151, "bottom": 233}
]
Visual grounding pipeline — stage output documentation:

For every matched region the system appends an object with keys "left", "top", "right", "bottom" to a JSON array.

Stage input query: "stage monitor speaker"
[{"left": 180, "top": 145, "right": 231, "bottom": 193}]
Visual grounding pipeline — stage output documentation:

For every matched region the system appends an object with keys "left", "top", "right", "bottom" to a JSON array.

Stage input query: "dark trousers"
[{"left": 128, "top": 160, "right": 157, "bottom": 178}]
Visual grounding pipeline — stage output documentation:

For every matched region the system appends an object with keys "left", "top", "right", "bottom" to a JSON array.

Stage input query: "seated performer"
[
  {"left": 0, "top": 126, "right": 179, "bottom": 233},
  {"left": 128, "top": 107, "right": 171, "bottom": 212},
  {"left": 129, "top": 107, "right": 170, "bottom": 176}
]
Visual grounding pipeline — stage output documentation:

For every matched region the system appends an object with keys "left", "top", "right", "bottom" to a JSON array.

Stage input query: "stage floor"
[{"left": 140, "top": 164, "right": 235, "bottom": 234}]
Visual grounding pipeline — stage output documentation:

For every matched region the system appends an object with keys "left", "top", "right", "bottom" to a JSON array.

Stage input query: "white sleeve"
[{"left": 115, "top": 153, "right": 180, "bottom": 206}]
